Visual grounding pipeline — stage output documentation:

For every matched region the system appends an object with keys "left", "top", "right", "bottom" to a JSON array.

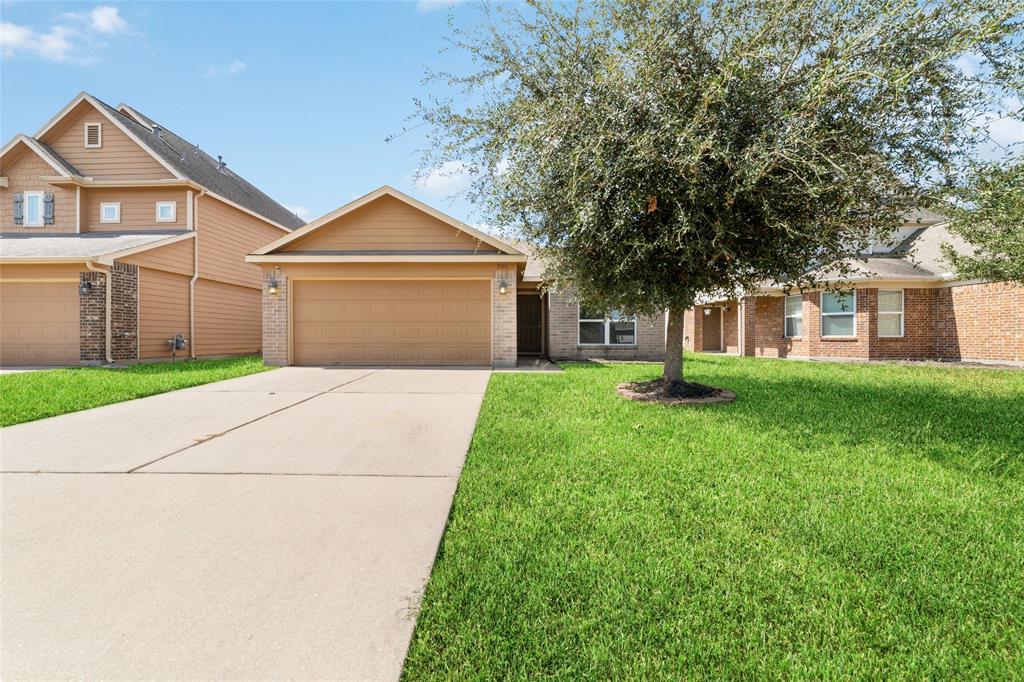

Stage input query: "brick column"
[
  {"left": 262, "top": 269, "right": 289, "bottom": 366},
  {"left": 110, "top": 263, "right": 138, "bottom": 361},
  {"left": 79, "top": 271, "right": 106, "bottom": 364},
  {"left": 740, "top": 296, "right": 756, "bottom": 356},
  {"left": 491, "top": 267, "right": 517, "bottom": 367}
]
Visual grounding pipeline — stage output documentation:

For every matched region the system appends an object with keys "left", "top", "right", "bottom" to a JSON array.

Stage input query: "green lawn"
[
  {"left": 403, "top": 356, "right": 1024, "bottom": 679},
  {"left": 0, "top": 356, "right": 271, "bottom": 427}
]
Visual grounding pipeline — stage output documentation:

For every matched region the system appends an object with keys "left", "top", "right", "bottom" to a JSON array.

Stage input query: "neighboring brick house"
[
  {"left": 248, "top": 186, "right": 667, "bottom": 368},
  {"left": 0, "top": 92, "right": 304, "bottom": 366},
  {"left": 684, "top": 216, "right": 1024, "bottom": 366}
]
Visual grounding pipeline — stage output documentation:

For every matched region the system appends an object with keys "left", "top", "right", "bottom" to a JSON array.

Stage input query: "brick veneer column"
[
  {"left": 491, "top": 267, "right": 517, "bottom": 367},
  {"left": 262, "top": 269, "right": 289, "bottom": 366},
  {"left": 79, "top": 271, "right": 106, "bottom": 364},
  {"left": 740, "top": 296, "right": 756, "bottom": 356},
  {"left": 110, "top": 263, "right": 138, "bottom": 361}
]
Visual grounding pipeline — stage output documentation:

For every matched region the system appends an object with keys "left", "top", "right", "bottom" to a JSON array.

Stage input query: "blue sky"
[{"left": 1, "top": 1, "right": 487, "bottom": 225}]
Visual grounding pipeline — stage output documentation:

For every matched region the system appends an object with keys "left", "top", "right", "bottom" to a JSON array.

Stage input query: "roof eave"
[{"left": 245, "top": 253, "right": 527, "bottom": 264}]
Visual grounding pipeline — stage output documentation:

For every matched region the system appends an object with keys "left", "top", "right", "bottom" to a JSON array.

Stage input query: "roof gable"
[
  {"left": 0, "top": 135, "right": 79, "bottom": 177},
  {"left": 254, "top": 186, "right": 523, "bottom": 256}
]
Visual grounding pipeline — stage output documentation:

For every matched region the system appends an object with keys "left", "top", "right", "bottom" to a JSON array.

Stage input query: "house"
[
  {"left": 247, "top": 186, "right": 667, "bottom": 367},
  {"left": 685, "top": 213, "right": 1024, "bottom": 366},
  {"left": 0, "top": 92, "right": 305, "bottom": 366}
]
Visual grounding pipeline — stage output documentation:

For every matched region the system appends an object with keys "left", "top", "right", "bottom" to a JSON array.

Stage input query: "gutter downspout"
[
  {"left": 189, "top": 190, "right": 206, "bottom": 359},
  {"left": 85, "top": 261, "right": 113, "bottom": 364}
]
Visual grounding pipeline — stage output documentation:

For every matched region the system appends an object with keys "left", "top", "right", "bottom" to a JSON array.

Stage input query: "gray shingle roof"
[
  {"left": 0, "top": 231, "right": 187, "bottom": 260},
  {"left": 93, "top": 98, "right": 305, "bottom": 230},
  {"left": 34, "top": 140, "right": 82, "bottom": 176}
]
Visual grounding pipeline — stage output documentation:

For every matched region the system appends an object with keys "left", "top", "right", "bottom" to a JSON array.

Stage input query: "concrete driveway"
[{"left": 0, "top": 367, "right": 490, "bottom": 680}]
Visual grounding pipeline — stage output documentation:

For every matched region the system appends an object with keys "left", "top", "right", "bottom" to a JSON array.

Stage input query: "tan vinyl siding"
[
  {"left": 195, "top": 278, "right": 261, "bottom": 356},
  {"left": 83, "top": 187, "right": 188, "bottom": 231},
  {"left": 0, "top": 263, "right": 84, "bottom": 279},
  {"left": 42, "top": 101, "right": 173, "bottom": 180},
  {"left": 198, "top": 195, "right": 285, "bottom": 288},
  {"left": 282, "top": 195, "right": 495, "bottom": 253},
  {"left": 274, "top": 262, "right": 499, "bottom": 281},
  {"left": 0, "top": 146, "right": 77, "bottom": 232},
  {"left": 138, "top": 267, "right": 190, "bottom": 359},
  {"left": 119, "top": 237, "right": 194, "bottom": 277}
]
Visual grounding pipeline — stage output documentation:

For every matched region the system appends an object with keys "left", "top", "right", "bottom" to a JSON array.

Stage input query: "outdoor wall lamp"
[
  {"left": 267, "top": 266, "right": 281, "bottom": 295},
  {"left": 79, "top": 281, "right": 93, "bottom": 296},
  {"left": 498, "top": 279, "right": 508, "bottom": 295}
]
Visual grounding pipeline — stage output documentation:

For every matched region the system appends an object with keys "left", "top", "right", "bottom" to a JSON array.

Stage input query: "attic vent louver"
[{"left": 84, "top": 122, "right": 102, "bottom": 148}]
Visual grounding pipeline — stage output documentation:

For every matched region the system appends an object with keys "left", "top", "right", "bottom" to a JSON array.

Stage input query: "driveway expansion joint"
[{"left": 125, "top": 370, "right": 379, "bottom": 473}]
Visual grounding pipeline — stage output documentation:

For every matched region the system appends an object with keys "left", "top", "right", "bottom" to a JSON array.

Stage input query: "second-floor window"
[
  {"left": 23, "top": 192, "right": 44, "bottom": 227},
  {"left": 100, "top": 202, "right": 121, "bottom": 224},
  {"left": 156, "top": 202, "right": 176, "bottom": 222}
]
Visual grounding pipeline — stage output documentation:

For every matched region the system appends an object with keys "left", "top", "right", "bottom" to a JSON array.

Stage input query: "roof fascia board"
[
  {"left": 246, "top": 253, "right": 527, "bottom": 264},
  {"left": 252, "top": 185, "right": 522, "bottom": 255},
  {"left": 41, "top": 176, "right": 202, "bottom": 190},
  {"left": 35, "top": 92, "right": 186, "bottom": 181},
  {"left": 97, "top": 231, "right": 196, "bottom": 265},
  {"left": 0, "top": 135, "right": 73, "bottom": 177}
]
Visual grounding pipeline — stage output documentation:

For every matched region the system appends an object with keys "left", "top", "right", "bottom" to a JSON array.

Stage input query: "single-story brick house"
[
  {"left": 685, "top": 213, "right": 1024, "bottom": 366},
  {"left": 247, "top": 186, "right": 666, "bottom": 367}
]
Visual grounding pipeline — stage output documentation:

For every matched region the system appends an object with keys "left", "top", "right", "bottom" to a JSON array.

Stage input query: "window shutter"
[
  {"left": 13, "top": 193, "right": 24, "bottom": 225},
  {"left": 43, "top": 193, "right": 55, "bottom": 224}
]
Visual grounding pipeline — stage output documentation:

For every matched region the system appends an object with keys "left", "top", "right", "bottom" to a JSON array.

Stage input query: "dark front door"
[
  {"left": 517, "top": 294, "right": 543, "bottom": 355},
  {"left": 702, "top": 306, "right": 722, "bottom": 351}
]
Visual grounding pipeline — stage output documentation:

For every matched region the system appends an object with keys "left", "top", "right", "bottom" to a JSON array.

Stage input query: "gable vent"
[{"left": 84, "top": 122, "right": 102, "bottom": 148}]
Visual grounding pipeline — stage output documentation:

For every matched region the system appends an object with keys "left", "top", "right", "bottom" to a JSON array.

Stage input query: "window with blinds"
[{"left": 877, "top": 290, "right": 904, "bottom": 338}]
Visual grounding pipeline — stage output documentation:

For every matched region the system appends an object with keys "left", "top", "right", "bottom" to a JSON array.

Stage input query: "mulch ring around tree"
[{"left": 617, "top": 378, "right": 736, "bottom": 406}]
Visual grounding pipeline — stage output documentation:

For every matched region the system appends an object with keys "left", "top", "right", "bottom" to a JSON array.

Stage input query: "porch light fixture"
[
  {"left": 79, "top": 281, "right": 92, "bottom": 296},
  {"left": 498, "top": 279, "right": 508, "bottom": 295},
  {"left": 267, "top": 267, "right": 281, "bottom": 295}
]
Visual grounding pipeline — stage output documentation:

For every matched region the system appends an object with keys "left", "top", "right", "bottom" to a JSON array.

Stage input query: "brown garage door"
[
  {"left": 0, "top": 281, "right": 79, "bottom": 365},
  {"left": 292, "top": 280, "right": 490, "bottom": 366}
]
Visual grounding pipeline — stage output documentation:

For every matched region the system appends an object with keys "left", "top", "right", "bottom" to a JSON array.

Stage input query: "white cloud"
[
  {"left": 205, "top": 59, "right": 247, "bottom": 78},
  {"left": 87, "top": 6, "right": 129, "bottom": 34},
  {"left": 413, "top": 160, "right": 474, "bottom": 197},
  {"left": 417, "top": 0, "right": 464, "bottom": 11},
  {"left": 285, "top": 205, "right": 313, "bottom": 222},
  {"left": 1, "top": 5, "right": 131, "bottom": 64}
]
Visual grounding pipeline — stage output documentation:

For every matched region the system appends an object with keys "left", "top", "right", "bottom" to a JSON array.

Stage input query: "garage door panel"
[
  {"left": 1, "top": 281, "right": 79, "bottom": 366},
  {"left": 293, "top": 280, "right": 490, "bottom": 366}
]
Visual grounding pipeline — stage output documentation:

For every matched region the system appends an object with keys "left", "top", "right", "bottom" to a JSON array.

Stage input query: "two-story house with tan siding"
[{"left": 0, "top": 92, "right": 305, "bottom": 366}]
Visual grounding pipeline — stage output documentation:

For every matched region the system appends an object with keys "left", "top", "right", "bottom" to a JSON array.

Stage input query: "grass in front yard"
[
  {"left": 0, "top": 356, "right": 271, "bottom": 426},
  {"left": 404, "top": 356, "right": 1024, "bottom": 679}
]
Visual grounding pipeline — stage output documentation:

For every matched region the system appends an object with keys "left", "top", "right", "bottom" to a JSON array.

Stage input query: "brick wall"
[
  {"left": 934, "top": 282, "right": 1024, "bottom": 364},
  {"left": 79, "top": 271, "right": 106, "bottom": 363},
  {"left": 719, "top": 283, "right": 1023, "bottom": 365},
  {"left": 546, "top": 286, "right": 665, "bottom": 361},
  {"left": 492, "top": 267, "right": 517, "bottom": 367},
  {"left": 110, "top": 263, "right": 138, "bottom": 361},
  {"left": 261, "top": 269, "right": 288, "bottom": 366}
]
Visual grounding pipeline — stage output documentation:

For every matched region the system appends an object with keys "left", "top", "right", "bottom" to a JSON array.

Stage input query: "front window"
[
  {"left": 100, "top": 202, "right": 121, "bottom": 224},
  {"left": 155, "top": 201, "right": 176, "bottom": 222},
  {"left": 821, "top": 290, "right": 856, "bottom": 337},
  {"left": 23, "top": 192, "right": 43, "bottom": 227},
  {"left": 579, "top": 306, "right": 636, "bottom": 345},
  {"left": 877, "top": 289, "right": 904, "bottom": 338},
  {"left": 784, "top": 294, "right": 803, "bottom": 338}
]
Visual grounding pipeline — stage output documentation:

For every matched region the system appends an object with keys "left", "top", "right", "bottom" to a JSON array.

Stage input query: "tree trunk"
[{"left": 664, "top": 305, "right": 686, "bottom": 383}]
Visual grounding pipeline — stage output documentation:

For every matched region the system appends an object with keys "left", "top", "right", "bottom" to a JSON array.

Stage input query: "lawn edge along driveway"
[{"left": 0, "top": 356, "right": 272, "bottom": 427}]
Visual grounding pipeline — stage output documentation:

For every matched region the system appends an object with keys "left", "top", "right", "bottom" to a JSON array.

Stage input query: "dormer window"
[{"left": 84, "top": 122, "right": 102, "bottom": 148}]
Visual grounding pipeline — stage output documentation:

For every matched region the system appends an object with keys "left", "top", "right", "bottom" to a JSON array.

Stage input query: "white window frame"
[
  {"left": 820, "top": 289, "right": 857, "bottom": 338},
  {"left": 84, "top": 122, "right": 102, "bottom": 148},
  {"left": 100, "top": 202, "right": 121, "bottom": 224},
  {"left": 155, "top": 201, "right": 177, "bottom": 222},
  {"left": 577, "top": 305, "right": 637, "bottom": 346},
  {"left": 23, "top": 191, "right": 44, "bottom": 227},
  {"left": 877, "top": 289, "right": 905, "bottom": 338},
  {"left": 783, "top": 294, "right": 803, "bottom": 338}
]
